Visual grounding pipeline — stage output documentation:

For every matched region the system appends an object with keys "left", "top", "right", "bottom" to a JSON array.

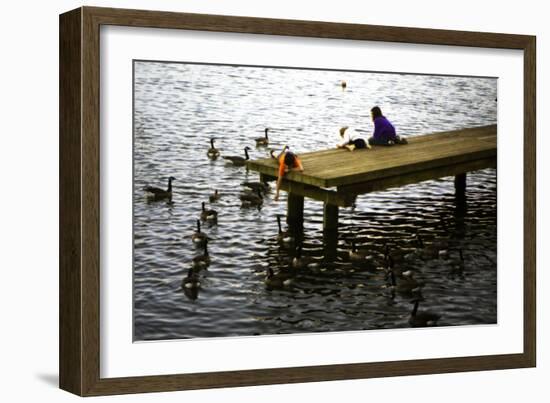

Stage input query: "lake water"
[{"left": 133, "top": 61, "right": 497, "bottom": 341}]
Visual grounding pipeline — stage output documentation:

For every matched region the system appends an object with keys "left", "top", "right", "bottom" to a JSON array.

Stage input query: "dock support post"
[
  {"left": 454, "top": 173, "right": 467, "bottom": 200},
  {"left": 287, "top": 193, "right": 304, "bottom": 238},
  {"left": 323, "top": 203, "right": 339, "bottom": 262}
]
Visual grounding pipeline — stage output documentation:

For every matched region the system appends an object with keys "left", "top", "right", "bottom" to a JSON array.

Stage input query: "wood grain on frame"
[{"left": 59, "top": 6, "right": 536, "bottom": 396}]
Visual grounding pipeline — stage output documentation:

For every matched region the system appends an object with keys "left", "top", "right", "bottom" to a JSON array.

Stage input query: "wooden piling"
[
  {"left": 287, "top": 193, "right": 304, "bottom": 236},
  {"left": 323, "top": 203, "right": 339, "bottom": 261},
  {"left": 454, "top": 173, "right": 467, "bottom": 200}
]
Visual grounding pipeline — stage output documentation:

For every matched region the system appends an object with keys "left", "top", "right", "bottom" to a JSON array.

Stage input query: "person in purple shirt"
[{"left": 368, "top": 106, "right": 407, "bottom": 146}]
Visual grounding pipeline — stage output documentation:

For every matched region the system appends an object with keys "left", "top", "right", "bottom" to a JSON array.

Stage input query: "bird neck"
[
  {"left": 265, "top": 128, "right": 269, "bottom": 139},
  {"left": 390, "top": 271, "right": 396, "bottom": 286},
  {"left": 277, "top": 217, "right": 282, "bottom": 234},
  {"left": 202, "top": 202, "right": 205, "bottom": 212},
  {"left": 412, "top": 300, "right": 419, "bottom": 316},
  {"left": 197, "top": 221, "right": 201, "bottom": 233},
  {"left": 168, "top": 178, "right": 173, "bottom": 192},
  {"left": 244, "top": 148, "right": 249, "bottom": 160},
  {"left": 210, "top": 139, "right": 215, "bottom": 148}
]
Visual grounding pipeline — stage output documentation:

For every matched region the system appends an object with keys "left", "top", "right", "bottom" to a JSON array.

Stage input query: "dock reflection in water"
[{"left": 133, "top": 61, "right": 497, "bottom": 341}]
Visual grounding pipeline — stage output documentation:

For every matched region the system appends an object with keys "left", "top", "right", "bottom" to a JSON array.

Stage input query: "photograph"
[{"left": 132, "top": 60, "right": 498, "bottom": 341}]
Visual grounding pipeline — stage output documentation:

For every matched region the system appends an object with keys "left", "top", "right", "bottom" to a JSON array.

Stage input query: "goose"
[
  {"left": 182, "top": 284, "right": 199, "bottom": 301},
  {"left": 192, "top": 239, "right": 211, "bottom": 270},
  {"left": 143, "top": 176, "right": 175, "bottom": 200},
  {"left": 403, "top": 233, "right": 431, "bottom": 261},
  {"left": 191, "top": 219, "right": 207, "bottom": 247},
  {"left": 276, "top": 215, "right": 294, "bottom": 245},
  {"left": 386, "top": 269, "right": 423, "bottom": 295},
  {"left": 291, "top": 245, "right": 307, "bottom": 269},
  {"left": 341, "top": 80, "right": 347, "bottom": 91},
  {"left": 200, "top": 202, "right": 218, "bottom": 222},
  {"left": 182, "top": 268, "right": 201, "bottom": 290},
  {"left": 383, "top": 244, "right": 409, "bottom": 266},
  {"left": 206, "top": 138, "right": 220, "bottom": 159},
  {"left": 264, "top": 267, "right": 293, "bottom": 289},
  {"left": 385, "top": 254, "right": 413, "bottom": 277},
  {"left": 255, "top": 128, "right": 270, "bottom": 146},
  {"left": 408, "top": 299, "right": 440, "bottom": 327},
  {"left": 240, "top": 189, "right": 263, "bottom": 207},
  {"left": 209, "top": 189, "right": 221, "bottom": 203},
  {"left": 223, "top": 146, "right": 251, "bottom": 166},
  {"left": 270, "top": 145, "right": 289, "bottom": 160},
  {"left": 349, "top": 240, "right": 369, "bottom": 262},
  {"left": 415, "top": 233, "right": 442, "bottom": 259},
  {"left": 241, "top": 181, "right": 269, "bottom": 193}
]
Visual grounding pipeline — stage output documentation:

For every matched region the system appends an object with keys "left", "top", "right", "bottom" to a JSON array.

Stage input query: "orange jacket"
[{"left": 278, "top": 152, "right": 302, "bottom": 177}]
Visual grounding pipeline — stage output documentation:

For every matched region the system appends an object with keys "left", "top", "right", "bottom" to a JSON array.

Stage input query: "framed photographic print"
[{"left": 59, "top": 6, "right": 536, "bottom": 396}]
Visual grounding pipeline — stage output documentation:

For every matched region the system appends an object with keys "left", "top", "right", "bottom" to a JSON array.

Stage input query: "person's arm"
[
  {"left": 372, "top": 118, "right": 382, "bottom": 140},
  {"left": 292, "top": 157, "right": 304, "bottom": 172}
]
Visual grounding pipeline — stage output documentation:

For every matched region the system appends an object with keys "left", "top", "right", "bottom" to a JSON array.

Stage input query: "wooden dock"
[{"left": 247, "top": 124, "right": 496, "bottom": 259}]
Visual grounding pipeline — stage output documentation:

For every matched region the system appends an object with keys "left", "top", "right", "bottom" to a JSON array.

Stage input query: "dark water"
[{"left": 133, "top": 61, "right": 497, "bottom": 341}]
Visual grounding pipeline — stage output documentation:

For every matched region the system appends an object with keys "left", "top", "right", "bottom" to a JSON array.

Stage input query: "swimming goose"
[
  {"left": 143, "top": 176, "right": 175, "bottom": 200},
  {"left": 182, "top": 267, "right": 201, "bottom": 290},
  {"left": 191, "top": 219, "right": 207, "bottom": 246},
  {"left": 192, "top": 238, "right": 211, "bottom": 270},
  {"left": 386, "top": 268, "right": 423, "bottom": 295},
  {"left": 255, "top": 128, "right": 270, "bottom": 146},
  {"left": 291, "top": 245, "right": 308, "bottom": 269},
  {"left": 200, "top": 202, "right": 218, "bottom": 222},
  {"left": 209, "top": 189, "right": 221, "bottom": 203},
  {"left": 264, "top": 267, "right": 293, "bottom": 289},
  {"left": 408, "top": 299, "right": 440, "bottom": 327},
  {"left": 270, "top": 145, "right": 289, "bottom": 160},
  {"left": 223, "top": 146, "right": 251, "bottom": 166},
  {"left": 276, "top": 215, "right": 294, "bottom": 245},
  {"left": 207, "top": 138, "right": 220, "bottom": 159},
  {"left": 241, "top": 181, "right": 269, "bottom": 193},
  {"left": 240, "top": 189, "right": 263, "bottom": 207},
  {"left": 349, "top": 240, "right": 369, "bottom": 262}
]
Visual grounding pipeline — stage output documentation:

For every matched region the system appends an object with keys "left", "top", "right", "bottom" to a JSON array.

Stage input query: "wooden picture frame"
[{"left": 59, "top": 6, "right": 536, "bottom": 396}]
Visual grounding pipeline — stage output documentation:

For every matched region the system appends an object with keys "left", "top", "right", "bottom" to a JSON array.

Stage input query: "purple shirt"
[{"left": 373, "top": 116, "right": 397, "bottom": 141}]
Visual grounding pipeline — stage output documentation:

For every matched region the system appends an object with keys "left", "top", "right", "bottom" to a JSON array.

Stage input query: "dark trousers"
[
  {"left": 351, "top": 138, "right": 367, "bottom": 149},
  {"left": 368, "top": 136, "right": 407, "bottom": 145},
  {"left": 368, "top": 136, "right": 391, "bottom": 145}
]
